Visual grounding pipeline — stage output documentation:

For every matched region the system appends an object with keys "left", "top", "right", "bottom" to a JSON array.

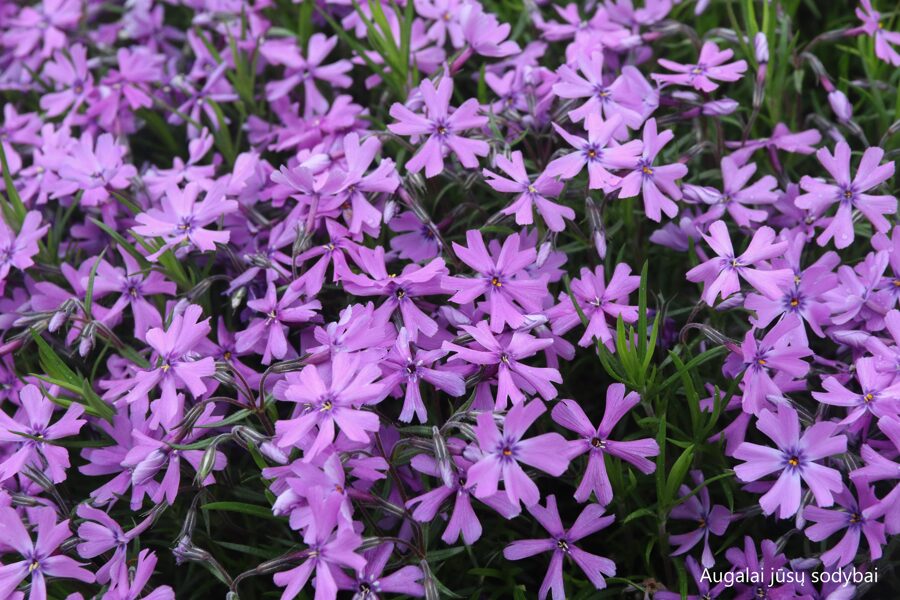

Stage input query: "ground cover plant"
[{"left": 0, "top": 0, "right": 899, "bottom": 598}]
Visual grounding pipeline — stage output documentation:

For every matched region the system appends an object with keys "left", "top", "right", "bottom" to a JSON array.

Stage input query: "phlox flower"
[
  {"left": 546, "top": 263, "right": 640, "bottom": 350},
  {"left": 380, "top": 328, "right": 465, "bottom": 423},
  {"left": 802, "top": 480, "right": 885, "bottom": 568},
  {"left": 329, "top": 132, "right": 400, "bottom": 234},
  {"left": 852, "top": 415, "right": 900, "bottom": 534},
  {"left": 503, "top": 496, "right": 616, "bottom": 599},
  {"left": 133, "top": 182, "right": 238, "bottom": 260},
  {"left": 688, "top": 156, "right": 781, "bottom": 228},
  {"left": 545, "top": 114, "right": 642, "bottom": 191},
  {"left": 55, "top": 132, "right": 137, "bottom": 208},
  {"left": 334, "top": 543, "right": 425, "bottom": 599},
  {"left": 388, "top": 75, "right": 488, "bottom": 177},
  {"left": 0, "top": 211, "right": 49, "bottom": 295},
  {"left": 120, "top": 304, "right": 216, "bottom": 430},
  {"left": 653, "top": 41, "right": 748, "bottom": 92},
  {"left": 669, "top": 470, "right": 731, "bottom": 568},
  {"left": 272, "top": 488, "right": 366, "bottom": 600},
  {"left": 458, "top": 2, "right": 520, "bottom": 58},
  {"left": 0, "top": 383, "right": 85, "bottom": 483},
  {"left": 0, "top": 105, "right": 41, "bottom": 174},
  {"left": 551, "top": 384, "right": 659, "bottom": 504},
  {"left": 443, "top": 321, "right": 562, "bottom": 409},
  {"left": 686, "top": 220, "right": 793, "bottom": 305},
  {"left": 551, "top": 51, "right": 647, "bottom": 127},
  {"left": 234, "top": 283, "right": 321, "bottom": 364},
  {"left": 483, "top": 151, "right": 572, "bottom": 232},
  {"left": 407, "top": 447, "right": 521, "bottom": 545},
  {"left": 724, "top": 316, "right": 813, "bottom": 415},
  {"left": 124, "top": 415, "right": 226, "bottom": 505},
  {"left": 617, "top": 118, "right": 687, "bottom": 221},
  {"left": 75, "top": 504, "right": 154, "bottom": 584},
  {"left": 88, "top": 248, "right": 177, "bottom": 339},
  {"left": 339, "top": 247, "right": 447, "bottom": 340},
  {"left": 723, "top": 537, "right": 793, "bottom": 600},
  {"left": 444, "top": 230, "right": 548, "bottom": 332},
  {"left": 39, "top": 44, "right": 94, "bottom": 119},
  {"left": 465, "top": 399, "right": 570, "bottom": 508},
  {"left": 101, "top": 549, "right": 174, "bottom": 600},
  {"left": 2, "top": 0, "right": 81, "bottom": 58},
  {"left": 796, "top": 141, "right": 896, "bottom": 249},
  {"left": 856, "top": 0, "right": 900, "bottom": 66},
  {"left": 812, "top": 356, "right": 900, "bottom": 430},
  {"left": 734, "top": 404, "right": 847, "bottom": 518},
  {"left": 0, "top": 506, "right": 94, "bottom": 600},
  {"left": 261, "top": 34, "right": 353, "bottom": 113},
  {"left": 274, "top": 352, "right": 384, "bottom": 459}
]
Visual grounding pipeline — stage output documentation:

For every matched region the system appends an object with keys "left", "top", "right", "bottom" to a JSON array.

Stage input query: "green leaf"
[
  {"left": 201, "top": 501, "right": 281, "bottom": 520},
  {"left": 31, "top": 332, "right": 116, "bottom": 423},
  {"left": 0, "top": 142, "right": 27, "bottom": 230},
  {"left": 665, "top": 444, "right": 695, "bottom": 507}
]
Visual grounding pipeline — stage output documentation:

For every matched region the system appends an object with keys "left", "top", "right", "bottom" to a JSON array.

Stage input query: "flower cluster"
[{"left": 0, "top": 1, "right": 898, "bottom": 599}]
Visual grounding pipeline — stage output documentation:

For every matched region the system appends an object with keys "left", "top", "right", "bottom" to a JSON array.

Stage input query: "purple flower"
[
  {"left": 686, "top": 220, "right": 793, "bottom": 305},
  {"left": 551, "top": 384, "right": 658, "bottom": 504},
  {"left": 551, "top": 51, "right": 647, "bottom": 127},
  {"left": 133, "top": 182, "right": 238, "bottom": 260},
  {"left": 334, "top": 543, "right": 424, "bottom": 598},
  {"left": 330, "top": 132, "right": 400, "bottom": 233},
  {"left": 813, "top": 356, "right": 900, "bottom": 429},
  {"left": 465, "top": 399, "right": 570, "bottom": 507},
  {"left": 483, "top": 151, "right": 572, "bottom": 232},
  {"left": 734, "top": 404, "right": 847, "bottom": 518},
  {"left": 503, "top": 496, "right": 616, "bottom": 599},
  {"left": 723, "top": 537, "right": 792, "bottom": 600},
  {"left": 234, "top": 283, "right": 321, "bottom": 364},
  {"left": 89, "top": 249, "right": 176, "bottom": 339},
  {"left": 545, "top": 114, "right": 643, "bottom": 191},
  {"left": 39, "top": 44, "right": 93, "bottom": 118},
  {"left": 458, "top": 2, "right": 520, "bottom": 58},
  {"left": 120, "top": 304, "right": 216, "bottom": 430},
  {"left": 546, "top": 263, "right": 640, "bottom": 349},
  {"left": 261, "top": 34, "right": 353, "bottom": 111},
  {"left": 339, "top": 247, "right": 447, "bottom": 341},
  {"left": 272, "top": 488, "right": 366, "bottom": 600},
  {"left": 857, "top": 0, "right": 900, "bottom": 66},
  {"left": 0, "top": 506, "right": 94, "bottom": 600},
  {"left": 443, "top": 321, "right": 562, "bottom": 409},
  {"left": 802, "top": 480, "right": 885, "bottom": 567},
  {"left": 0, "top": 211, "right": 48, "bottom": 295},
  {"left": 617, "top": 118, "right": 687, "bottom": 221},
  {"left": 653, "top": 41, "right": 748, "bottom": 92},
  {"left": 724, "top": 316, "right": 813, "bottom": 415},
  {"left": 380, "top": 328, "right": 465, "bottom": 423},
  {"left": 444, "top": 230, "right": 548, "bottom": 332},
  {"left": 274, "top": 352, "right": 383, "bottom": 459},
  {"left": 103, "top": 549, "right": 174, "bottom": 600},
  {"left": 0, "top": 384, "right": 85, "bottom": 483},
  {"left": 75, "top": 504, "right": 153, "bottom": 584},
  {"left": 689, "top": 157, "right": 780, "bottom": 228},
  {"left": 388, "top": 75, "right": 488, "bottom": 177},
  {"left": 54, "top": 132, "right": 137, "bottom": 208},
  {"left": 669, "top": 470, "right": 731, "bottom": 567},
  {"left": 407, "top": 443, "right": 521, "bottom": 544},
  {"left": 852, "top": 415, "right": 900, "bottom": 534},
  {"left": 796, "top": 142, "right": 896, "bottom": 249}
]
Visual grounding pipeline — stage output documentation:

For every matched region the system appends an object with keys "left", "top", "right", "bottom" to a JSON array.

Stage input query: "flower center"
[
  {"left": 590, "top": 437, "right": 606, "bottom": 449},
  {"left": 864, "top": 393, "right": 874, "bottom": 403},
  {"left": 641, "top": 165, "right": 654, "bottom": 175},
  {"left": 556, "top": 538, "right": 569, "bottom": 552},
  {"left": 490, "top": 277, "right": 502, "bottom": 287},
  {"left": 788, "top": 455, "right": 799, "bottom": 467},
  {"left": 790, "top": 298, "right": 799, "bottom": 307}
]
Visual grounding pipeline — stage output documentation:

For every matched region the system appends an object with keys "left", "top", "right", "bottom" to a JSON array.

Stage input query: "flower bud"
[
  {"left": 701, "top": 98, "right": 739, "bottom": 116},
  {"left": 828, "top": 90, "right": 852, "bottom": 122},
  {"left": 754, "top": 33, "right": 769, "bottom": 63}
]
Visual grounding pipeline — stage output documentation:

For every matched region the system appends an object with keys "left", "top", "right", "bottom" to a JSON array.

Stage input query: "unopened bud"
[
  {"left": 702, "top": 99, "right": 739, "bottom": 116},
  {"left": 754, "top": 33, "right": 769, "bottom": 63},
  {"left": 828, "top": 90, "right": 852, "bottom": 122}
]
